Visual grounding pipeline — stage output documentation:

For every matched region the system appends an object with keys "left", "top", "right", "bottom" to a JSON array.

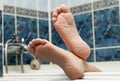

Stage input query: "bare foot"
[
  {"left": 28, "top": 38, "right": 85, "bottom": 80},
  {"left": 52, "top": 4, "right": 90, "bottom": 60},
  {"left": 28, "top": 38, "right": 102, "bottom": 79}
]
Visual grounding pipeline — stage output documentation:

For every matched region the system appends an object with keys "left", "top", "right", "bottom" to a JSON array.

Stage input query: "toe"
[
  {"left": 52, "top": 17, "right": 57, "bottom": 23},
  {"left": 52, "top": 11, "right": 58, "bottom": 17},
  {"left": 28, "top": 45, "right": 35, "bottom": 54},
  {"left": 60, "top": 4, "right": 70, "bottom": 13},
  {"left": 32, "top": 38, "right": 41, "bottom": 46},
  {"left": 28, "top": 41, "right": 35, "bottom": 48}
]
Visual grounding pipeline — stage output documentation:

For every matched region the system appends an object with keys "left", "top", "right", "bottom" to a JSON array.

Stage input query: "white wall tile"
[
  {"left": 4, "top": 0, "right": 14, "bottom": 6},
  {"left": 38, "top": 0, "right": 48, "bottom": 11},
  {"left": 16, "top": 0, "right": 37, "bottom": 10},
  {"left": 0, "top": 0, "right": 3, "bottom": 10}
]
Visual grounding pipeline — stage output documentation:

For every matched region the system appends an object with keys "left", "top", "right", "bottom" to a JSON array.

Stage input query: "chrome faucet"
[
  {"left": 5, "top": 34, "right": 28, "bottom": 73},
  {"left": 5, "top": 34, "right": 41, "bottom": 73}
]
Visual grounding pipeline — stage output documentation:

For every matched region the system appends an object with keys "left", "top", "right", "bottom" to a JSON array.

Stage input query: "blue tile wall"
[
  {"left": 74, "top": 13, "right": 93, "bottom": 48},
  {"left": 96, "top": 48, "right": 120, "bottom": 61},
  {"left": 0, "top": 11, "right": 2, "bottom": 43},
  {"left": 0, "top": 45, "right": 3, "bottom": 76},
  {"left": 74, "top": 13, "right": 95, "bottom": 62},
  {"left": 17, "top": 16, "right": 37, "bottom": 44},
  {"left": 4, "top": 15, "right": 50, "bottom": 65},
  {"left": 39, "top": 19, "right": 50, "bottom": 64},
  {"left": 7, "top": 53, "right": 33, "bottom": 65},
  {"left": 94, "top": 7, "right": 120, "bottom": 47},
  {"left": 94, "top": 7, "right": 120, "bottom": 61},
  {"left": 2, "top": 1, "right": 120, "bottom": 67},
  {"left": 4, "top": 15, "right": 15, "bottom": 43},
  {"left": 17, "top": 17, "right": 38, "bottom": 64},
  {"left": 72, "top": 7, "right": 120, "bottom": 62},
  {"left": 86, "top": 50, "right": 94, "bottom": 62},
  {"left": 0, "top": 11, "right": 3, "bottom": 77},
  {"left": 4, "top": 15, "right": 36, "bottom": 65},
  {"left": 4, "top": 15, "right": 34, "bottom": 65},
  {"left": 39, "top": 19, "right": 49, "bottom": 40},
  {"left": 52, "top": 24, "right": 67, "bottom": 50}
]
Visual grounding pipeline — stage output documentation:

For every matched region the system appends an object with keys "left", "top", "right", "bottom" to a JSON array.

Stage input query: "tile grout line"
[
  {"left": 91, "top": 0, "right": 96, "bottom": 62},
  {"left": 36, "top": 0, "right": 39, "bottom": 38}
]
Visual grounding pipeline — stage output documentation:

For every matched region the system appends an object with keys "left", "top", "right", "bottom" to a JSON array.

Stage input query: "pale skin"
[
  {"left": 28, "top": 4, "right": 101, "bottom": 80},
  {"left": 52, "top": 4, "right": 90, "bottom": 60}
]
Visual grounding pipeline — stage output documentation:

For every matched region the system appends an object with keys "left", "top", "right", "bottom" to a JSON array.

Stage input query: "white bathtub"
[
  {"left": 89, "top": 61, "right": 120, "bottom": 72},
  {"left": 1, "top": 61, "right": 120, "bottom": 81}
]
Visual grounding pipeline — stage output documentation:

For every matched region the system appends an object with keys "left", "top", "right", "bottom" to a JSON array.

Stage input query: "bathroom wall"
[
  {"left": 52, "top": 0, "right": 120, "bottom": 62},
  {"left": 3, "top": 0, "right": 49, "bottom": 65},
  {"left": 71, "top": 0, "right": 120, "bottom": 62},
  {"left": 0, "top": 0, "right": 120, "bottom": 74},
  {"left": 0, "top": 0, "right": 3, "bottom": 77}
]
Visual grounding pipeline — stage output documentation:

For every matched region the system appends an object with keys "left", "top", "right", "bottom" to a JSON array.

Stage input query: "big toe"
[{"left": 60, "top": 4, "right": 70, "bottom": 13}]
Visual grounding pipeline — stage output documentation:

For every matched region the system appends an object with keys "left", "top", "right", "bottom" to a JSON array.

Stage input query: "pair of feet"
[{"left": 28, "top": 4, "right": 101, "bottom": 80}]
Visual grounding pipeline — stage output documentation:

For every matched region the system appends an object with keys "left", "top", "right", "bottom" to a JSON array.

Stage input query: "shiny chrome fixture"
[{"left": 4, "top": 34, "right": 40, "bottom": 73}]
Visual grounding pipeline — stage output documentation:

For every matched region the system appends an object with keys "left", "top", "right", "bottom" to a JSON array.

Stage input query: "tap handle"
[
  {"left": 11, "top": 34, "right": 20, "bottom": 43},
  {"left": 21, "top": 38, "right": 24, "bottom": 43}
]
